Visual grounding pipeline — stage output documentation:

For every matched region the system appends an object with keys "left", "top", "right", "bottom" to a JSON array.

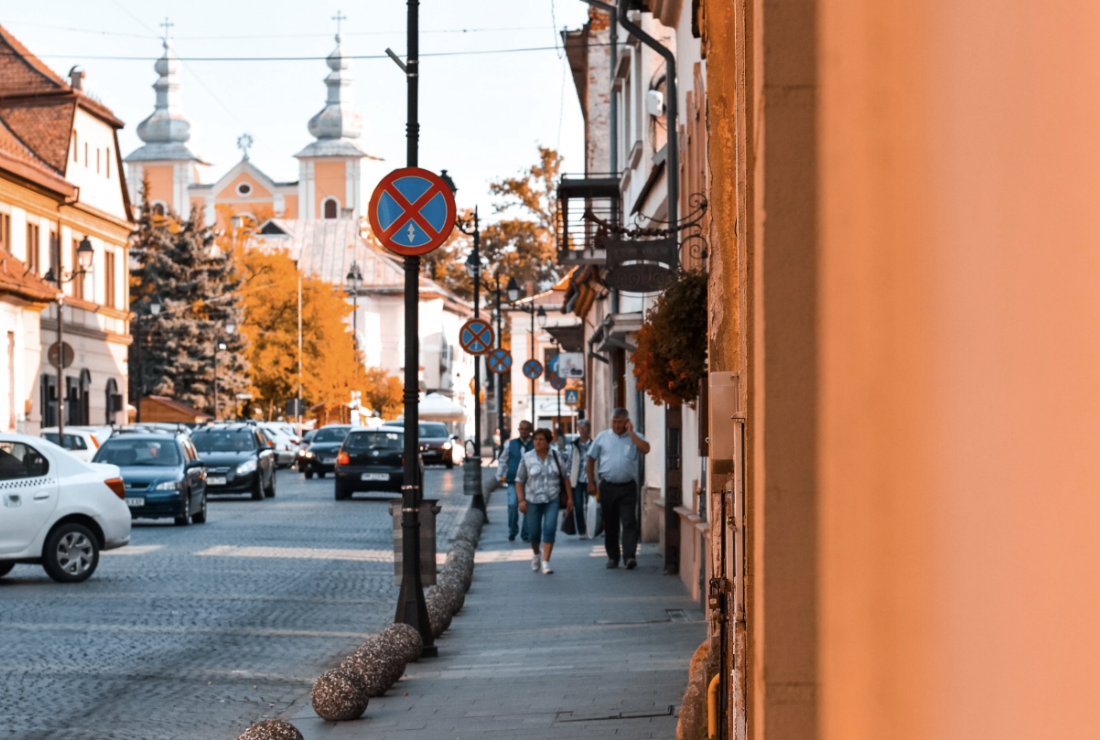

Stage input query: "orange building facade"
[{"left": 698, "top": 0, "right": 1100, "bottom": 737}]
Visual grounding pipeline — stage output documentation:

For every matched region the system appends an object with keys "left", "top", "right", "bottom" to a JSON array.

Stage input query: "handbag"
[{"left": 552, "top": 450, "right": 577, "bottom": 535}]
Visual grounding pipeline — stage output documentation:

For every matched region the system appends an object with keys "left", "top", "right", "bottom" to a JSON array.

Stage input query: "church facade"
[{"left": 124, "top": 29, "right": 476, "bottom": 432}]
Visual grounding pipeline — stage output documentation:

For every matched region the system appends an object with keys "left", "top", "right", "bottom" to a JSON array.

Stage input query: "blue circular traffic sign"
[
  {"left": 459, "top": 318, "right": 494, "bottom": 355},
  {"left": 548, "top": 372, "right": 566, "bottom": 391},
  {"left": 522, "top": 359, "right": 543, "bottom": 380},
  {"left": 487, "top": 349, "right": 512, "bottom": 375},
  {"left": 368, "top": 167, "right": 456, "bottom": 256}
]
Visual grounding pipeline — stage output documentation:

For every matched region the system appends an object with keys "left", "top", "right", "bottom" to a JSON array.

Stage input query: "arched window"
[
  {"left": 322, "top": 197, "right": 340, "bottom": 219},
  {"left": 151, "top": 201, "right": 167, "bottom": 217}
]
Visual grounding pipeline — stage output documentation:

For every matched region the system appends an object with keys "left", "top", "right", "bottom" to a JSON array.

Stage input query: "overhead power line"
[{"left": 25, "top": 44, "right": 603, "bottom": 63}]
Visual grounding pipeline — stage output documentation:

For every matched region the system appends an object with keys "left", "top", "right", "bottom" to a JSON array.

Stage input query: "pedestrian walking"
[
  {"left": 516, "top": 428, "right": 573, "bottom": 574},
  {"left": 586, "top": 408, "right": 650, "bottom": 569},
  {"left": 499, "top": 420, "right": 534, "bottom": 541},
  {"left": 567, "top": 419, "right": 595, "bottom": 539}
]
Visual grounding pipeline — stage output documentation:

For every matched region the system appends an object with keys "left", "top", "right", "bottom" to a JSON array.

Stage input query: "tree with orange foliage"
[{"left": 239, "top": 248, "right": 403, "bottom": 420}]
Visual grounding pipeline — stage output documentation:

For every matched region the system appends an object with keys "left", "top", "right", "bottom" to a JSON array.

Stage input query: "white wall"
[{"left": 65, "top": 109, "right": 127, "bottom": 220}]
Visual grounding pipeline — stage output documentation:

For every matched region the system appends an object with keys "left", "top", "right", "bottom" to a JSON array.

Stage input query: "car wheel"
[
  {"left": 174, "top": 494, "right": 192, "bottom": 526},
  {"left": 304, "top": 470, "right": 314, "bottom": 480},
  {"left": 191, "top": 493, "right": 208, "bottom": 524},
  {"left": 42, "top": 523, "right": 99, "bottom": 583},
  {"left": 335, "top": 481, "right": 350, "bottom": 500},
  {"left": 266, "top": 471, "right": 276, "bottom": 498},
  {"left": 251, "top": 475, "right": 265, "bottom": 501},
  {"left": 0, "top": 562, "right": 14, "bottom": 578},
  {"left": 318, "top": 471, "right": 326, "bottom": 479}
]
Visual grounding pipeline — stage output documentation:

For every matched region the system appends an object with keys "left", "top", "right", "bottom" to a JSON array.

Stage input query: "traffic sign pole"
[{"left": 396, "top": 0, "right": 435, "bottom": 658}]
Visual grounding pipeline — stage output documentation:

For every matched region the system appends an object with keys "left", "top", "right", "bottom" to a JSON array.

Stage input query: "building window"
[
  {"left": 40, "top": 374, "right": 57, "bottom": 428},
  {"left": 151, "top": 201, "right": 167, "bottom": 217},
  {"left": 25, "top": 223, "right": 40, "bottom": 273},
  {"left": 84, "top": 142, "right": 88, "bottom": 167},
  {"left": 96, "top": 148, "right": 100, "bottom": 174},
  {"left": 106, "top": 150, "right": 110, "bottom": 179},
  {"left": 322, "top": 197, "right": 339, "bottom": 219},
  {"left": 0, "top": 213, "right": 10, "bottom": 254},
  {"left": 105, "top": 250, "right": 116, "bottom": 309},
  {"left": 47, "top": 230, "right": 57, "bottom": 276},
  {"left": 236, "top": 182, "right": 252, "bottom": 196},
  {"left": 71, "top": 239, "right": 85, "bottom": 300},
  {"left": 72, "top": 131, "right": 78, "bottom": 162}
]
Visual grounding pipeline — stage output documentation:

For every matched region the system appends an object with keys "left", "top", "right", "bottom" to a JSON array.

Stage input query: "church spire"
[
  {"left": 305, "top": 29, "right": 364, "bottom": 143},
  {"left": 134, "top": 23, "right": 194, "bottom": 152}
]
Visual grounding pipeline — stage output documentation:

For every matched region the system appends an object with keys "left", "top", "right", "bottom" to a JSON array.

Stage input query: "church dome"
[{"left": 306, "top": 33, "right": 364, "bottom": 142}]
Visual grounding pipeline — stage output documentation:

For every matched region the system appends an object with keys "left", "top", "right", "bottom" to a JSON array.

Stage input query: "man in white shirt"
[{"left": 586, "top": 408, "right": 650, "bottom": 569}]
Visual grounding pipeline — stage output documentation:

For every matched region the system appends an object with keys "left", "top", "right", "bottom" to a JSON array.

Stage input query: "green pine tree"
[{"left": 129, "top": 196, "right": 248, "bottom": 418}]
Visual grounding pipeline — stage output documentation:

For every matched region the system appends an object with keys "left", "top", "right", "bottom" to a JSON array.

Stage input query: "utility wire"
[{"left": 23, "top": 44, "right": 611, "bottom": 63}]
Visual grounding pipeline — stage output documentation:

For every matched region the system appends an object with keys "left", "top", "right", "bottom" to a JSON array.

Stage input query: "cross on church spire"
[
  {"left": 237, "top": 133, "right": 253, "bottom": 160},
  {"left": 332, "top": 10, "right": 346, "bottom": 35},
  {"left": 160, "top": 17, "right": 174, "bottom": 43}
]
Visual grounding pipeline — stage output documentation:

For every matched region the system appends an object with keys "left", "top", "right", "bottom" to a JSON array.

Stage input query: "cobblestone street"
[{"left": 0, "top": 467, "right": 466, "bottom": 740}]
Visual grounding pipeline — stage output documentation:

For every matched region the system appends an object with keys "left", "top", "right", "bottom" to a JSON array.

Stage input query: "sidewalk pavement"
[{"left": 291, "top": 485, "right": 705, "bottom": 739}]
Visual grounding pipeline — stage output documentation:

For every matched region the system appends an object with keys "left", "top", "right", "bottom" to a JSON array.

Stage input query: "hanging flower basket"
[{"left": 631, "top": 269, "right": 708, "bottom": 406}]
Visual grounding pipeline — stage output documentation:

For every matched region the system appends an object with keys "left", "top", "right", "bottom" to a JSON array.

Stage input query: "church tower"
[
  {"left": 124, "top": 27, "right": 205, "bottom": 217},
  {"left": 295, "top": 30, "right": 373, "bottom": 220}
]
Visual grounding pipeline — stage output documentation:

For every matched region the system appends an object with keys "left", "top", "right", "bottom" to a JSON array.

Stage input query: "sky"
[{"left": 5, "top": 0, "right": 592, "bottom": 214}]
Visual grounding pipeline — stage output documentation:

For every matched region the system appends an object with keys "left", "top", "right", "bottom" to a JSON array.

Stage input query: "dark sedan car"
[
  {"left": 382, "top": 422, "right": 455, "bottom": 468},
  {"left": 333, "top": 428, "right": 423, "bottom": 500},
  {"left": 93, "top": 433, "right": 207, "bottom": 525},
  {"left": 299, "top": 425, "right": 351, "bottom": 479},
  {"left": 191, "top": 425, "right": 277, "bottom": 500}
]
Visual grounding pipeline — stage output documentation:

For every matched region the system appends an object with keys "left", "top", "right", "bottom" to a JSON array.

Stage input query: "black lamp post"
[
  {"left": 449, "top": 185, "right": 489, "bottom": 517},
  {"left": 346, "top": 262, "right": 363, "bottom": 350},
  {"left": 213, "top": 322, "right": 235, "bottom": 421},
  {"left": 489, "top": 276, "right": 505, "bottom": 455},
  {"left": 133, "top": 298, "right": 161, "bottom": 423},
  {"left": 45, "top": 235, "right": 94, "bottom": 437},
  {"left": 393, "top": 0, "right": 434, "bottom": 658}
]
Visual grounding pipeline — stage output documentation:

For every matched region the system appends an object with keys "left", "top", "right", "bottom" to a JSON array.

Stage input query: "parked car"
[
  {"left": 39, "top": 427, "right": 100, "bottom": 462},
  {"left": 0, "top": 433, "right": 130, "bottom": 583},
  {"left": 257, "top": 423, "right": 298, "bottom": 468},
  {"left": 92, "top": 432, "right": 207, "bottom": 525},
  {"left": 299, "top": 425, "right": 351, "bottom": 479},
  {"left": 295, "top": 429, "right": 318, "bottom": 470},
  {"left": 334, "top": 428, "right": 423, "bottom": 499},
  {"left": 190, "top": 424, "right": 277, "bottom": 500},
  {"left": 381, "top": 422, "right": 455, "bottom": 468}
]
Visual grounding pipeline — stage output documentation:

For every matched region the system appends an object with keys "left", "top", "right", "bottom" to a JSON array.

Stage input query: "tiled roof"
[
  {"left": 0, "top": 248, "right": 57, "bottom": 304},
  {"left": 0, "top": 115, "right": 74, "bottom": 195},
  {"left": 0, "top": 25, "right": 67, "bottom": 96},
  {"left": 0, "top": 100, "right": 75, "bottom": 174}
]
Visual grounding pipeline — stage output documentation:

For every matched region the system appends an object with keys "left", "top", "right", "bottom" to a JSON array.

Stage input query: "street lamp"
[
  {"left": 213, "top": 322, "right": 235, "bottom": 421},
  {"left": 134, "top": 298, "right": 162, "bottom": 423},
  {"left": 45, "top": 235, "right": 95, "bottom": 437},
  {"left": 346, "top": 262, "right": 363, "bottom": 350},
  {"left": 450, "top": 173, "right": 489, "bottom": 516}
]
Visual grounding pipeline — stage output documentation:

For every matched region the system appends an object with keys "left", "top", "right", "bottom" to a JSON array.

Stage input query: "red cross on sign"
[
  {"left": 367, "top": 167, "right": 457, "bottom": 257},
  {"left": 459, "top": 318, "right": 494, "bottom": 356}
]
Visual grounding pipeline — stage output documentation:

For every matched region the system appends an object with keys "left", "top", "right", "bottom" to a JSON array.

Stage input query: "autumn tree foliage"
[
  {"left": 420, "top": 146, "right": 563, "bottom": 301},
  {"left": 239, "top": 248, "right": 403, "bottom": 420},
  {"left": 631, "top": 270, "right": 708, "bottom": 406}
]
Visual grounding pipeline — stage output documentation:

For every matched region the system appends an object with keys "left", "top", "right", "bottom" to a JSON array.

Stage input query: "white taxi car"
[{"left": 0, "top": 433, "right": 131, "bottom": 583}]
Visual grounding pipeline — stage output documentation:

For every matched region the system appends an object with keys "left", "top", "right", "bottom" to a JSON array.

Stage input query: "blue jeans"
[
  {"left": 526, "top": 497, "right": 561, "bottom": 547},
  {"left": 507, "top": 484, "right": 529, "bottom": 540}
]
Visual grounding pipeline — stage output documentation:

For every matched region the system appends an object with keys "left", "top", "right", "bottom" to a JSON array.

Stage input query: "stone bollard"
[{"left": 311, "top": 668, "right": 370, "bottom": 722}]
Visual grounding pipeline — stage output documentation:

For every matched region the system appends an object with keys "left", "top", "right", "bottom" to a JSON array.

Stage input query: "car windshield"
[
  {"left": 345, "top": 431, "right": 403, "bottom": 452},
  {"left": 420, "top": 423, "right": 448, "bottom": 438},
  {"left": 94, "top": 439, "right": 181, "bottom": 467},
  {"left": 42, "top": 432, "right": 88, "bottom": 450},
  {"left": 313, "top": 427, "right": 349, "bottom": 443},
  {"left": 192, "top": 430, "right": 257, "bottom": 453}
]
